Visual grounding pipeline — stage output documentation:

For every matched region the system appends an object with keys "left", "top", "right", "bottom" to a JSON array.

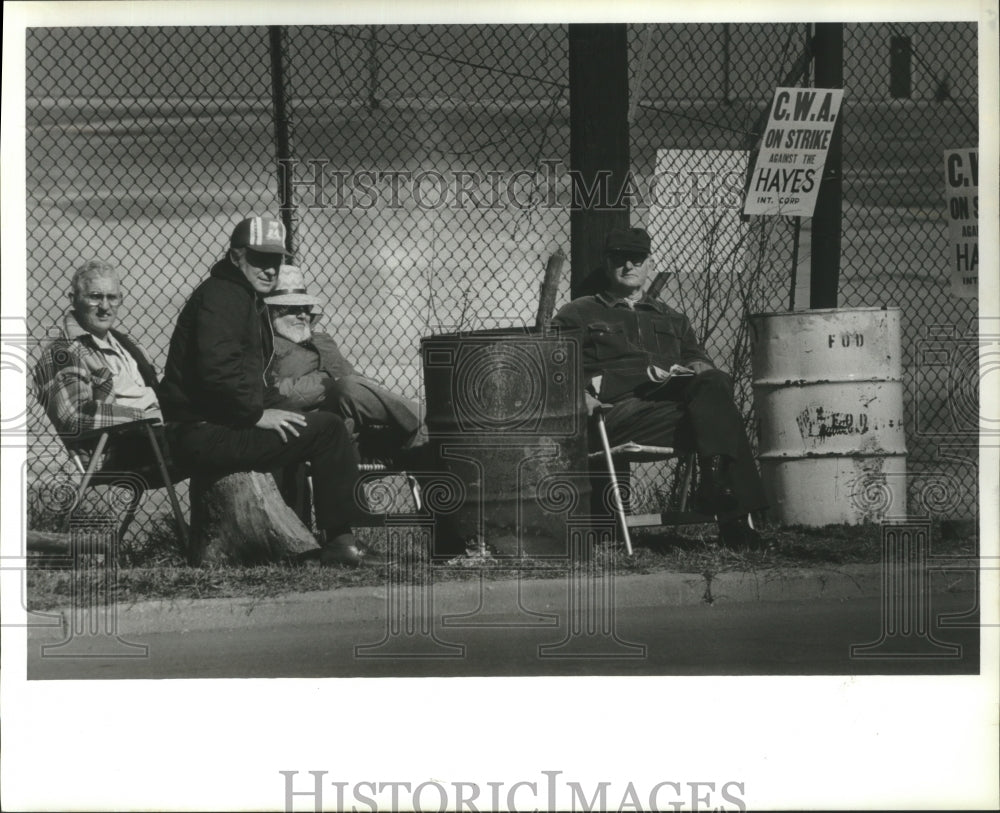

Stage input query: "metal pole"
[
  {"left": 269, "top": 25, "right": 295, "bottom": 256},
  {"left": 367, "top": 25, "right": 381, "bottom": 111},
  {"left": 722, "top": 24, "right": 731, "bottom": 105},
  {"left": 596, "top": 412, "right": 634, "bottom": 555},
  {"left": 628, "top": 25, "right": 653, "bottom": 126},
  {"left": 789, "top": 216, "right": 801, "bottom": 310},
  {"left": 809, "top": 23, "right": 844, "bottom": 309},
  {"left": 569, "top": 24, "right": 630, "bottom": 298}
]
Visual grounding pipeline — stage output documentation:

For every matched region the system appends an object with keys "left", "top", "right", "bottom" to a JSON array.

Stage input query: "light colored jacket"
[{"left": 268, "top": 332, "right": 356, "bottom": 411}]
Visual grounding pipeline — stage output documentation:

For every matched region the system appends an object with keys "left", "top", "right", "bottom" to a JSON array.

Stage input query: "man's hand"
[
  {"left": 585, "top": 374, "right": 608, "bottom": 416},
  {"left": 585, "top": 391, "right": 608, "bottom": 416},
  {"left": 256, "top": 408, "right": 308, "bottom": 442},
  {"left": 687, "top": 361, "right": 715, "bottom": 375}
]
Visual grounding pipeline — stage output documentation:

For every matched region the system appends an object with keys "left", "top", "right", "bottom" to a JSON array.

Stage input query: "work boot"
[
  {"left": 318, "top": 530, "right": 363, "bottom": 567},
  {"left": 695, "top": 455, "right": 737, "bottom": 514}
]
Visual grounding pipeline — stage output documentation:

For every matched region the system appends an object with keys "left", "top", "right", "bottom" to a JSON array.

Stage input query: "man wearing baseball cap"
[
  {"left": 159, "top": 215, "right": 366, "bottom": 566},
  {"left": 551, "top": 225, "right": 767, "bottom": 549}
]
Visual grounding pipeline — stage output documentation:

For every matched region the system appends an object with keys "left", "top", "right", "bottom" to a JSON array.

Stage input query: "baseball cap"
[
  {"left": 604, "top": 227, "right": 651, "bottom": 257},
  {"left": 230, "top": 215, "right": 287, "bottom": 255}
]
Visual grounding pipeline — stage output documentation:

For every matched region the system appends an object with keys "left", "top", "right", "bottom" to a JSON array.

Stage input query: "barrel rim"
[
  {"left": 420, "top": 325, "right": 582, "bottom": 343},
  {"left": 758, "top": 452, "right": 908, "bottom": 460},
  {"left": 752, "top": 376, "right": 904, "bottom": 385},
  {"left": 748, "top": 306, "right": 902, "bottom": 319}
]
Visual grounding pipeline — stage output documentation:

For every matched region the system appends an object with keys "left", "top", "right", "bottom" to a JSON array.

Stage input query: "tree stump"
[{"left": 189, "top": 471, "right": 320, "bottom": 565}]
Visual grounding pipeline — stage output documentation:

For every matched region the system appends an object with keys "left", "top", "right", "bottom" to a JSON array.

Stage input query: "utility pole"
[
  {"left": 269, "top": 26, "right": 295, "bottom": 256},
  {"left": 568, "top": 24, "right": 630, "bottom": 297},
  {"left": 809, "top": 23, "right": 844, "bottom": 308}
]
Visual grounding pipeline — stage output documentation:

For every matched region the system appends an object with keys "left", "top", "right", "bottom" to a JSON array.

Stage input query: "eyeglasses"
[
  {"left": 272, "top": 305, "right": 312, "bottom": 318},
  {"left": 607, "top": 251, "right": 647, "bottom": 267},
  {"left": 81, "top": 293, "right": 121, "bottom": 306}
]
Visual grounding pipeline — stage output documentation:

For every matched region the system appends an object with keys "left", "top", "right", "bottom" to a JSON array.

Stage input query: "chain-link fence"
[
  {"left": 839, "top": 22, "right": 980, "bottom": 519},
  {"left": 24, "top": 22, "right": 979, "bottom": 542}
]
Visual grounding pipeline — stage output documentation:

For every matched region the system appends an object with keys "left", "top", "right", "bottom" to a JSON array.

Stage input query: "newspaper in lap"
[
  {"left": 587, "top": 365, "right": 695, "bottom": 404},
  {"left": 645, "top": 363, "right": 695, "bottom": 395}
]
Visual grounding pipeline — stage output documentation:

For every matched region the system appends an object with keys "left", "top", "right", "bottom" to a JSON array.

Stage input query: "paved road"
[{"left": 28, "top": 592, "right": 980, "bottom": 679}]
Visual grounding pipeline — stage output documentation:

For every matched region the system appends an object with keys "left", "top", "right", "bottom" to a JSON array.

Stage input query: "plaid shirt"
[{"left": 33, "top": 312, "right": 162, "bottom": 438}]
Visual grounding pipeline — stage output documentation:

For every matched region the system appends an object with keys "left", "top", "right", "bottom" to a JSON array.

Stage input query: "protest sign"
[
  {"left": 743, "top": 87, "right": 844, "bottom": 217},
  {"left": 943, "top": 147, "right": 979, "bottom": 299}
]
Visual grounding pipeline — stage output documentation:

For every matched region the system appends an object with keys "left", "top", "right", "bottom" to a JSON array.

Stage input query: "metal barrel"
[
  {"left": 421, "top": 326, "right": 589, "bottom": 557},
  {"left": 750, "top": 307, "right": 907, "bottom": 525}
]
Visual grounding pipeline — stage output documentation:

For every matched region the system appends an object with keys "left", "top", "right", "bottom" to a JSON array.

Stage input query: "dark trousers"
[
  {"left": 101, "top": 423, "right": 187, "bottom": 487},
  {"left": 600, "top": 369, "right": 767, "bottom": 512},
  {"left": 170, "top": 411, "right": 364, "bottom": 530},
  {"left": 329, "top": 375, "right": 423, "bottom": 438},
  {"left": 320, "top": 374, "right": 426, "bottom": 458}
]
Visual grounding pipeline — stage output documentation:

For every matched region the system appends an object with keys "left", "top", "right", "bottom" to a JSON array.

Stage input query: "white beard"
[{"left": 274, "top": 321, "right": 312, "bottom": 344}]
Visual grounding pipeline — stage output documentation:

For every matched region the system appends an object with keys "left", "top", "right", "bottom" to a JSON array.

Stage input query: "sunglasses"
[
  {"left": 272, "top": 305, "right": 313, "bottom": 318},
  {"left": 607, "top": 251, "right": 648, "bottom": 266},
  {"left": 244, "top": 248, "right": 283, "bottom": 269}
]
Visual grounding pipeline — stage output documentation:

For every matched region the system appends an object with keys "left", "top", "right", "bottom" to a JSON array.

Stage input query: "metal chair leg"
[
  {"left": 596, "top": 412, "right": 633, "bottom": 556},
  {"left": 116, "top": 484, "right": 144, "bottom": 545},
  {"left": 62, "top": 431, "right": 110, "bottom": 532},
  {"left": 144, "top": 423, "right": 190, "bottom": 557},
  {"left": 678, "top": 453, "right": 695, "bottom": 512},
  {"left": 405, "top": 473, "right": 423, "bottom": 511}
]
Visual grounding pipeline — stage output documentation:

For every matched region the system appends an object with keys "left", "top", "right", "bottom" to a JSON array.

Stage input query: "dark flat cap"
[{"left": 604, "top": 227, "right": 651, "bottom": 256}]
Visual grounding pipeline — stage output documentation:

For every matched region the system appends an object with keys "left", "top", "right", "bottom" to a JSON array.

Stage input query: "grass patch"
[{"left": 26, "top": 516, "right": 978, "bottom": 612}]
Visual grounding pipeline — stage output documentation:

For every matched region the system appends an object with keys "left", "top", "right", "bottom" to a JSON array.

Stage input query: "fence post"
[
  {"left": 809, "top": 23, "right": 844, "bottom": 309},
  {"left": 722, "top": 24, "right": 731, "bottom": 105},
  {"left": 568, "top": 24, "right": 630, "bottom": 297},
  {"left": 367, "top": 25, "right": 381, "bottom": 111},
  {"left": 890, "top": 35, "right": 912, "bottom": 99},
  {"left": 269, "top": 25, "right": 296, "bottom": 256}
]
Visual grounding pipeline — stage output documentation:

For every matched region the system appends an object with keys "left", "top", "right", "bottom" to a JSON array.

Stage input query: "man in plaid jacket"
[{"left": 34, "top": 259, "right": 163, "bottom": 438}]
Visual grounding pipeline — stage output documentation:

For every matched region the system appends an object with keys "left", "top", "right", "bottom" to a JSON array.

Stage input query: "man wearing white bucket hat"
[{"left": 264, "top": 265, "right": 426, "bottom": 463}]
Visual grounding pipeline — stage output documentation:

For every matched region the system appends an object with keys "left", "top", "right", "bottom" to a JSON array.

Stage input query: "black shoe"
[
  {"left": 718, "top": 517, "right": 765, "bottom": 551},
  {"left": 318, "top": 532, "right": 363, "bottom": 567},
  {"left": 695, "top": 455, "right": 738, "bottom": 514},
  {"left": 392, "top": 442, "right": 434, "bottom": 473}
]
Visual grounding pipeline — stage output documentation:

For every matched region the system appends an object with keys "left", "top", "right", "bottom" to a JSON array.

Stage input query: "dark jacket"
[
  {"left": 551, "top": 291, "right": 714, "bottom": 402},
  {"left": 159, "top": 257, "right": 277, "bottom": 426}
]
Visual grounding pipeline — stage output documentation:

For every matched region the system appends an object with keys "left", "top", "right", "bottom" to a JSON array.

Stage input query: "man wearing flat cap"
[
  {"left": 264, "top": 264, "right": 426, "bottom": 462},
  {"left": 551, "top": 226, "right": 767, "bottom": 548},
  {"left": 159, "top": 215, "right": 366, "bottom": 566}
]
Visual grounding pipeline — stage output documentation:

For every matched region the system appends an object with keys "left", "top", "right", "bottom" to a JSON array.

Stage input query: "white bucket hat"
[{"left": 264, "top": 265, "right": 323, "bottom": 309}]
